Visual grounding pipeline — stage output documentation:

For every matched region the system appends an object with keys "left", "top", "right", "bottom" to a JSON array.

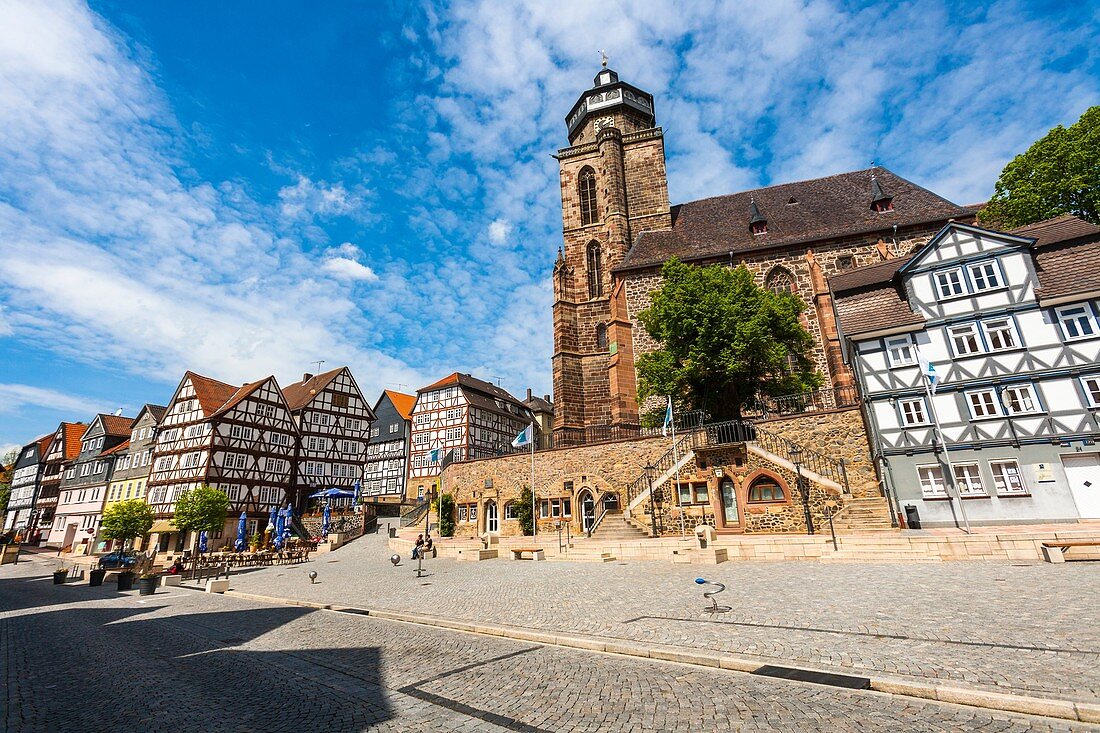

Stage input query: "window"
[
  {"left": 765, "top": 267, "right": 797, "bottom": 296},
  {"left": 458, "top": 505, "right": 467, "bottom": 522},
  {"left": 885, "top": 336, "right": 916, "bottom": 367},
  {"left": 953, "top": 464, "right": 986, "bottom": 496},
  {"left": 538, "top": 497, "right": 572, "bottom": 518},
  {"left": 586, "top": 241, "right": 603, "bottom": 298},
  {"left": 898, "top": 398, "right": 928, "bottom": 426},
  {"left": 80, "top": 464, "right": 90, "bottom": 477},
  {"left": 578, "top": 167, "right": 598, "bottom": 225},
  {"left": 935, "top": 269, "right": 965, "bottom": 298},
  {"left": 332, "top": 393, "right": 349, "bottom": 409},
  {"left": 747, "top": 477, "right": 785, "bottom": 502},
  {"left": 1056, "top": 305, "right": 1097, "bottom": 340},
  {"left": 504, "top": 502, "right": 517, "bottom": 520},
  {"left": 968, "top": 261, "right": 1002, "bottom": 291},
  {"left": 917, "top": 465, "right": 948, "bottom": 497},
  {"left": 836, "top": 255, "right": 854, "bottom": 270},
  {"left": 990, "top": 460, "right": 1027, "bottom": 495},
  {"left": 1080, "top": 376, "right": 1100, "bottom": 407},
  {"left": 982, "top": 318, "right": 1018, "bottom": 351},
  {"left": 948, "top": 324, "right": 981, "bottom": 356},
  {"left": 676, "top": 482, "right": 710, "bottom": 504},
  {"left": 1002, "top": 384, "right": 1039, "bottom": 414},
  {"left": 595, "top": 323, "right": 608, "bottom": 350},
  {"left": 389, "top": 424, "right": 399, "bottom": 434},
  {"left": 966, "top": 389, "right": 1000, "bottom": 418}
]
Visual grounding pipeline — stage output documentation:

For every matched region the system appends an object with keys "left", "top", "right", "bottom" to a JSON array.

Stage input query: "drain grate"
[{"left": 751, "top": 664, "right": 870, "bottom": 689}]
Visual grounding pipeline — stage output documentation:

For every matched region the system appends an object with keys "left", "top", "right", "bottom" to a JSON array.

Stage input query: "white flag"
[
  {"left": 511, "top": 422, "right": 534, "bottom": 448},
  {"left": 661, "top": 396, "right": 674, "bottom": 437},
  {"left": 917, "top": 350, "right": 939, "bottom": 395}
]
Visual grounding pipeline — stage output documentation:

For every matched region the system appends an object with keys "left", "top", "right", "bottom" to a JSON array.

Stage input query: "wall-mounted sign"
[{"left": 1032, "top": 463, "right": 1055, "bottom": 483}]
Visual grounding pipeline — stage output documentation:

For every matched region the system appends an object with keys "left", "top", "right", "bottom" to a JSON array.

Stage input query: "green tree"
[
  {"left": 513, "top": 487, "right": 534, "bottom": 536},
  {"left": 978, "top": 106, "right": 1100, "bottom": 228},
  {"left": 100, "top": 499, "right": 154, "bottom": 550},
  {"left": 637, "top": 258, "right": 820, "bottom": 421},
  {"left": 173, "top": 485, "right": 230, "bottom": 553},
  {"left": 438, "top": 493, "right": 455, "bottom": 537}
]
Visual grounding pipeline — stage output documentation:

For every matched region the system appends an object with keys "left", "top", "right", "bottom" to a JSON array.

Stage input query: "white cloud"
[
  {"left": 487, "top": 218, "right": 511, "bottom": 244},
  {"left": 277, "top": 174, "right": 372, "bottom": 224},
  {"left": 322, "top": 258, "right": 379, "bottom": 282},
  {"left": 0, "top": 384, "right": 104, "bottom": 416}
]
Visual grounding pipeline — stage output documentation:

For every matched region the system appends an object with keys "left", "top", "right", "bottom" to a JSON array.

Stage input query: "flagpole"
[
  {"left": 530, "top": 427, "right": 536, "bottom": 542},
  {"left": 669, "top": 397, "right": 686, "bottom": 538},
  {"left": 923, "top": 376, "right": 971, "bottom": 535}
]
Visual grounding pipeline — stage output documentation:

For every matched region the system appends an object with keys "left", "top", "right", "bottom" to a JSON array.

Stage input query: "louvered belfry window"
[{"left": 579, "top": 167, "right": 598, "bottom": 225}]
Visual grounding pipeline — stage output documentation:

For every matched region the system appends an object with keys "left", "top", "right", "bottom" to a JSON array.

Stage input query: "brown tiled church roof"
[{"left": 616, "top": 168, "right": 971, "bottom": 272}]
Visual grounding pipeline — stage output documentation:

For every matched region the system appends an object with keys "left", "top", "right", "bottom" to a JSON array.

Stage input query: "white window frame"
[
  {"left": 981, "top": 317, "right": 1019, "bottom": 351},
  {"left": 934, "top": 268, "right": 965, "bottom": 299},
  {"left": 885, "top": 336, "right": 916, "bottom": 368},
  {"left": 966, "top": 389, "right": 1001, "bottom": 418},
  {"left": 898, "top": 398, "right": 929, "bottom": 426},
  {"left": 952, "top": 463, "right": 986, "bottom": 496},
  {"left": 967, "top": 261, "right": 1002, "bottom": 292},
  {"left": 917, "top": 465, "right": 948, "bottom": 498},
  {"left": 1080, "top": 376, "right": 1100, "bottom": 408},
  {"left": 1056, "top": 304, "right": 1097, "bottom": 341},
  {"left": 1002, "top": 384, "right": 1041, "bottom": 415},
  {"left": 948, "top": 323, "right": 982, "bottom": 356},
  {"left": 990, "top": 460, "right": 1028, "bottom": 495}
]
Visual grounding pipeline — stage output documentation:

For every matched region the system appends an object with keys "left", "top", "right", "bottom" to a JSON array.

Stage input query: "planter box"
[
  {"left": 89, "top": 569, "right": 106, "bottom": 587},
  {"left": 53, "top": 572, "right": 69, "bottom": 585},
  {"left": 117, "top": 572, "right": 135, "bottom": 591},
  {"left": 137, "top": 577, "right": 157, "bottom": 595}
]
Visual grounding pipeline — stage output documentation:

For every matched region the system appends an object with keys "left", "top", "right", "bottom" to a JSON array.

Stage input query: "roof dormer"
[
  {"left": 871, "top": 174, "right": 894, "bottom": 212},
  {"left": 749, "top": 198, "right": 768, "bottom": 235}
]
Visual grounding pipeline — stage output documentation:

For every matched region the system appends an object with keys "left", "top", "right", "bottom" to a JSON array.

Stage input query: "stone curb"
[{"left": 223, "top": 590, "right": 1099, "bottom": 725}]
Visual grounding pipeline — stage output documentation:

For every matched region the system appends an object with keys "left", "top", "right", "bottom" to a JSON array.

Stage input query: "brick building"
[{"left": 551, "top": 63, "right": 978, "bottom": 442}]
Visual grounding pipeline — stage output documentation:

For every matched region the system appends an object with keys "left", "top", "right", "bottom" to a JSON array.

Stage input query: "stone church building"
[{"left": 552, "top": 64, "right": 978, "bottom": 443}]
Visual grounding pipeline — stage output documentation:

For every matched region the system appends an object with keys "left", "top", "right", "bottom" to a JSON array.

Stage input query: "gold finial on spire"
[{"left": 599, "top": 49, "right": 608, "bottom": 68}]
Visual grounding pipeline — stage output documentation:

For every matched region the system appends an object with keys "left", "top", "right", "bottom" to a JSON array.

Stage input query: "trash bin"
[
  {"left": 388, "top": 526, "right": 396, "bottom": 539},
  {"left": 904, "top": 505, "right": 921, "bottom": 530}
]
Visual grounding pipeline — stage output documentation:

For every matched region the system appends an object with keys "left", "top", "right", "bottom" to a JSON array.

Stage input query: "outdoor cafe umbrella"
[
  {"left": 321, "top": 503, "right": 331, "bottom": 538},
  {"left": 307, "top": 488, "right": 355, "bottom": 499},
  {"left": 274, "top": 509, "right": 286, "bottom": 549},
  {"left": 267, "top": 505, "right": 278, "bottom": 535},
  {"left": 234, "top": 511, "right": 247, "bottom": 551},
  {"left": 283, "top": 503, "right": 296, "bottom": 545},
  {"left": 198, "top": 531, "right": 208, "bottom": 553}
]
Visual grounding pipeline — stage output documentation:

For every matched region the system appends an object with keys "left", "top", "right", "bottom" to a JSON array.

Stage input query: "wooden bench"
[
  {"left": 1042, "top": 540, "right": 1100, "bottom": 563},
  {"left": 509, "top": 547, "right": 545, "bottom": 561}
]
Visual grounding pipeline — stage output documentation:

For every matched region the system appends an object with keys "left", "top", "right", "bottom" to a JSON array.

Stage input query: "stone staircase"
[
  {"left": 552, "top": 546, "right": 617, "bottom": 562},
  {"left": 589, "top": 512, "right": 649, "bottom": 541},
  {"left": 833, "top": 497, "right": 894, "bottom": 532}
]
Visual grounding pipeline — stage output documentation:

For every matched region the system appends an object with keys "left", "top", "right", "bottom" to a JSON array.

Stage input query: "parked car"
[{"left": 98, "top": 550, "right": 138, "bottom": 570}]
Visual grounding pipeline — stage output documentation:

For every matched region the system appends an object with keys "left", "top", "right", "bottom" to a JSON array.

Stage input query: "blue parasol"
[
  {"left": 308, "top": 488, "right": 355, "bottom": 499},
  {"left": 234, "top": 512, "right": 247, "bottom": 551},
  {"left": 283, "top": 503, "right": 295, "bottom": 544},
  {"left": 198, "top": 530, "right": 208, "bottom": 553},
  {"left": 321, "top": 503, "right": 331, "bottom": 538},
  {"left": 267, "top": 505, "right": 278, "bottom": 534},
  {"left": 353, "top": 480, "right": 361, "bottom": 505},
  {"left": 274, "top": 509, "right": 286, "bottom": 549}
]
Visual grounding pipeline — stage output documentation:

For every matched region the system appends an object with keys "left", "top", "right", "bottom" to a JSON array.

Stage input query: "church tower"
[{"left": 552, "top": 63, "right": 672, "bottom": 443}]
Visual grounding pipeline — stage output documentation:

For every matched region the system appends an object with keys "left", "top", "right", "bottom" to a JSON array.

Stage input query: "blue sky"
[{"left": 0, "top": 0, "right": 1097, "bottom": 453}]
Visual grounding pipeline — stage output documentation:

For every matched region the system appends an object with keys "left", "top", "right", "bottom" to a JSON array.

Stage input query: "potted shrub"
[
  {"left": 53, "top": 566, "right": 69, "bottom": 584},
  {"left": 89, "top": 567, "right": 106, "bottom": 587},
  {"left": 117, "top": 569, "right": 135, "bottom": 591},
  {"left": 249, "top": 532, "right": 261, "bottom": 552},
  {"left": 137, "top": 572, "right": 157, "bottom": 596}
]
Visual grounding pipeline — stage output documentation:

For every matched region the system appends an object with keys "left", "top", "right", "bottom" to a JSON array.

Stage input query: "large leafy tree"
[
  {"left": 100, "top": 499, "right": 154, "bottom": 550},
  {"left": 978, "top": 106, "right": 1100, "bottom": 228},
  {"left": 637, "top": 258, "right": 821, "bottom": 421},
  {"left": 173, "top": 485, "right": 230, "bottom": 552}
]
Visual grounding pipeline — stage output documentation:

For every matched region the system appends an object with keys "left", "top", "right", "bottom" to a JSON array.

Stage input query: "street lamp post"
[
  {"left": 790, "top": 445, "right": 814, "bottom": 535},
  {"left": 645, "top": 464, "right": 658, "bottom": 538}
]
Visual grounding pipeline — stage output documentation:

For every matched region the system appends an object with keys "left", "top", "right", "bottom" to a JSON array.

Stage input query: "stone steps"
[
  {"left": 835, "top": 497, "right": 894, "bottom": 532},
  {"left": 552, "top": 551, "right": 617, "bottom": 563}
]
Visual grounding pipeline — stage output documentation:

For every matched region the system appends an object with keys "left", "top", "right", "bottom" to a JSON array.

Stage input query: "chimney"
[
  {"left": 303, "top": 373, "right": 313, "bottom": 382},
  {"left": 544, "top": 395, "right": 551, "bottom": 403},
  {"left": 526, "top": 388, "right": 533, "bottom": 400}
]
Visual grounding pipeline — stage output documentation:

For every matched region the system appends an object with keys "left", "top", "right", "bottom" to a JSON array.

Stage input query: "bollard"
[{"left": 694, "top": 577, "right": 732, "bottom": 614}]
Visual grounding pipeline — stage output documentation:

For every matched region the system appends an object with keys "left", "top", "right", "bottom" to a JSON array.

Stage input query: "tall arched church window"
[
  {"left": 595, "top": 323, "right": 608, "bottom": 350},
  {"left": 586, "top": 241, "right": 603, "bottom": 299},
  {"left": 765, "top": 267, "right": 798, "bottom": 296},
  {"left": 579, "top": 167, "right": 598, "bottom": 226}
]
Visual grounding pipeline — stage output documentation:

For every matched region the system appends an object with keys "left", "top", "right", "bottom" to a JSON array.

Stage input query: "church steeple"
[{"left": 564, "top": 64, "right": 656, "bottom": 145}]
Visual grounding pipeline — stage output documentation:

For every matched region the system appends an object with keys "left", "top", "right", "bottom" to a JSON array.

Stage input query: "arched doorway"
[
  {"left": 578, "top": 489, "right": 596, "bottom": 533},
  {"left": 719, "top": 477, "right": 740, "bottom": 527},
  {"left": 484, "top": 500, "right": 499, "bottom": 534}
]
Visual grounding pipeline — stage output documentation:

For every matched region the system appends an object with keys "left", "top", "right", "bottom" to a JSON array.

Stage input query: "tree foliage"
[
  {"left": 513, "top": 487, "right": 534, "bottom": 536},
  {"left": 100, "top": 499, "right": 154, "bottom": 547},
  {"left": 978, "top": 106, "right": 1100, "bottom": 228},
  {"left": 636, "top": 258, "right": 821, "bottom": 420},
  {"left": 173, "top": 485, "right": 229, "bottom": 537},
  {"left": 438, "top": 493, "right": 455, "bottom": 538}
]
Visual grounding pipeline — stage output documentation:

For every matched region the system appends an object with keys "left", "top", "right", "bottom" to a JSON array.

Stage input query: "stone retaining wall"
[{"left": 756, "top": 407, "right": 879, "bottom": 497}]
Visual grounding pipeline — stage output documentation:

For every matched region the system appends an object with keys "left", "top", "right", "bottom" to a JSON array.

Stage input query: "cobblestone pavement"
[
  {"left": 219, "top": 530, "right": 1100, "bottom": 703},
  {"left": 2, "top": 559, "right": 1097, "bottom": 732}
]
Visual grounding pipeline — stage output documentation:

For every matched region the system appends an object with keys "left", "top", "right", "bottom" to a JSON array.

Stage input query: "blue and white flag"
[
  {"left": 917, "top": 350, "right": 939, "bottom": 395},
  {"left": 511, "top": 422, "right": 535, "bottom": 448},
  {"left": 352, "top": 480, "right": 361, "bottom": 504},
  {"left": 428, "top": 446, "right": 443, "bottom": 464},
  {"left": 661, "top": 396, "right": 674, "bottom": 437}
]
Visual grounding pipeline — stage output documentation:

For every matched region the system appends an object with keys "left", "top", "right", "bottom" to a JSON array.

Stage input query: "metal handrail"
[
  {"left": 623, "top": 431, "right": 695, "bottom": 509},
  {"left": 586, "top": 490, "right": 621, "bottom": 537},
  {"left": 750, "top": 424, "right": 850, "bottom": 493},
  {"left": 399, "top": 503, "right": 429, "bottom": 527}
]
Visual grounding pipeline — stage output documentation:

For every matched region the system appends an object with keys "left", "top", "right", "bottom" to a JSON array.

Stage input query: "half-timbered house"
[
  {"left": 834, "top": 215, "right": 1100, "bottom": 527},
  {"left": 4, "top": 433, "right": 52, "bottom": 534},
  {"left": 47, "top": 413, "right": 133, "bottom": 551},
  {"left": 283, "top": 367, "right": 374, "bottom": 510},
  {"left": 103, "top": 404, "right": 165, "bottom": 549},
  {"left": 32, "top": 422, "right": 86, "bottom": 544},
  {"left": 364, "top": 390, "right": 415, "bottom": 506},
  {"left": 146, "top": 371, "right": 298, "bottom": 551},
  {"left": 408, "top": 373, "right": 532, "bottom": 505}
]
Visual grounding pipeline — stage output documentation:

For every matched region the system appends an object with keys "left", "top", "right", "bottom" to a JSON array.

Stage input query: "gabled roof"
[
  {"left": 99, "top": 414, "right": 134, "bottom": 437},
  {"left": 418, "top": 372, "right": 531, "bottom": 420},
  {"left": 101, "top": 439, "right": 130, "bottom": 456},
  {"left": 383, "top": 390, "right": 416, "bottom": 421},
  {"left": 616, "top": 168, "right": 973, "bottom": 272},
  {"left": 184, "top": 371, "right": 239, "bottom": 417},
  {"left": 1012, "top": 214, "right": 1100, "bottom": 247},
  {"left": 136, "top": 404, "right": 167, "bottom": 424},
  {"left": 58, "top": 422, "right": 87, "bottom": 460},
  {"left": 283, "top": 367, "right": 345, "bottom": 411},
  {"left": 35, "top": 433, "right": 54, "bottom": 457},
  {"left": 211, "top": 377, "right": 272, "bottom": 418}
]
